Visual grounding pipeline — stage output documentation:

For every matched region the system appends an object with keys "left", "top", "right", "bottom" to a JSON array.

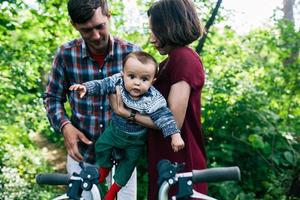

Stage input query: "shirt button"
[
  {"left": 99, "top": 69, "right": 102, "bottom": 73},
  {"left": 100, "top": 124, "right": 103, "bottom": 128},
  {"left": 100, "top": 106, "right": 103, "bottom": 110}
]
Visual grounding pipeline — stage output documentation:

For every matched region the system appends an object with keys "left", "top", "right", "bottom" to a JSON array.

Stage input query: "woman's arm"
[
  {"left": 134, "top": 112, "right": 157, "bottom": 129},
  {"left": 168, "top": 81, "right": 191, "bottom": 129},
  {"left": 109, "top": 86, "right": 157, "bottom": 129}
]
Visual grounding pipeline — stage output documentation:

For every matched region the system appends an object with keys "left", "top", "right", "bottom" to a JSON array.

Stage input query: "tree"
[
  {"left": 282, "top": 0, "right": 299, "bottom": 65},
  {"left": 282, "top": 0, "right": 300, "bottom": 198},
  {"left": 196, "top": 0, "right": 223, "bottom": 54}
]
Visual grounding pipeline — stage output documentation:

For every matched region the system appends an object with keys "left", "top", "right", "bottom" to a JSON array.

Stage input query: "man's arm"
[
  {"left": 43, "top": 51, "right": 70, "bottom": 132},
  {"left": 43, "top": 50, "right": 91, "bottom": 162}
]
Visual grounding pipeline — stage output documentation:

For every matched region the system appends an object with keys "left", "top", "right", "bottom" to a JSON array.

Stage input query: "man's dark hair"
[
  {"left": 68, "top": 0, "right": 109, "bottom": 24},
  {"left": 147, "top": 0, "right": 204, "bottom": 50},
  {"left": 123, "top": 51, "right": 159, "bottom": 75}
]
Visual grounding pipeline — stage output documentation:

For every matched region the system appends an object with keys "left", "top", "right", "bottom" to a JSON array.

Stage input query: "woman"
[
  {"left": 146, "top": 0, "right": 207, "bottom": 198},
  {"left": 111, "top": 0, "right": 207, "bottom": 198}
]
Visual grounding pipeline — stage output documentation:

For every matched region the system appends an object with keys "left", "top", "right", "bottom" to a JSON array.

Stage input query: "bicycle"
[{"left": 36, "top": 158, "right": 241, "bottom": 200}]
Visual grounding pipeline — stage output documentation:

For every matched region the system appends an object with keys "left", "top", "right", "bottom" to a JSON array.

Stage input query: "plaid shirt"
[{"left": 44, "top": 35, "right": 140, "bottom": 163}]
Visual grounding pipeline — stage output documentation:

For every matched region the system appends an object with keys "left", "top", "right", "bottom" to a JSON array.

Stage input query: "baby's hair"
[{"left": 123, "top": 51, "right": 158, "bottom": 75}]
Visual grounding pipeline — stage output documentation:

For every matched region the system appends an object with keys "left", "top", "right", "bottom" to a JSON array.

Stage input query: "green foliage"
[
  {"left": 202, "top": 25, "right": 299, "bottom": 199},
  {"left": 0, "top": 1, "right": 67, "bottom": 199},
  {"left": 0, "top": 122, "right": 63, "bottom": 199}
]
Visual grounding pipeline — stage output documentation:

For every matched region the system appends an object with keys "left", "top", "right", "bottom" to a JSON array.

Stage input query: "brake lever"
[
  {"left": 190, "top": 190, "right": 217, "bottom": 200},
  {"left": 53, "top": 194, "right": 70, "bottom": 200}
]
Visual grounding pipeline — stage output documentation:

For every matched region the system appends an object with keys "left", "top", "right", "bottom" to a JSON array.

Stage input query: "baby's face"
[{"left": 123, "top": 57, "right": 156, "bottom": 99}]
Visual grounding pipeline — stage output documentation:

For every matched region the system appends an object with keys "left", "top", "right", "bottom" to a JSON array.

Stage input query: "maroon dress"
[{"left": 147, "top": 46, "right": 207, "bottom": 199}]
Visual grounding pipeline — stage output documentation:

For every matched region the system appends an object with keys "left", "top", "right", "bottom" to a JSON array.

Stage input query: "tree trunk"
[
  {"left": 283, "top": 0, "right": 295, "bottom": 23},
  {"left": 195, "top": 0, "right": 222, "bottom": 54},
  {"left": 282, "top": 0, "right": 298, "bottom": 66},
  {"left": 284, "top": 1, "right": 299, "bottom": 197}
]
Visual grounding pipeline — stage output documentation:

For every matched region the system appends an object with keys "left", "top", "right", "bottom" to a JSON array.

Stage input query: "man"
[{"left": 43, "top": 0, "right": 140, "bottom": 199}]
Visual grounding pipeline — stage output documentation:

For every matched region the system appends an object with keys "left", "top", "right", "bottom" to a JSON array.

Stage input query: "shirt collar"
[{"left": 106, "top": 35, "right": 115, "bottom": 60}]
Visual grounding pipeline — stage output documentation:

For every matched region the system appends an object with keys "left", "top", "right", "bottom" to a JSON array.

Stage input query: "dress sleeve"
[{"left": 168, "top": 48, "right": 205, "bottom": 90}]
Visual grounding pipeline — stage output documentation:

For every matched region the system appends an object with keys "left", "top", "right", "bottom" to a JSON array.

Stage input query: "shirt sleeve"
[
  {"left": 149, "top": 106, "right": 181, "bottom": 138},
  {"left": 83, "top": 73, "right": 121, "bottom": 96},
  {"left": 43, "top": 48, "right": 70, "bottom": 133},
  {"left": 168, "top": 48, "right": 205, "bottom": 90}
]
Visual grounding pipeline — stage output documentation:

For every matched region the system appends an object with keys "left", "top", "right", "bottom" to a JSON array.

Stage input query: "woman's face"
[
  {"left": 149, "top": 32, "right": 161, "bottom": 52},
  {"left": 149, "top": 18, "right": 170, "bottom": 55}
]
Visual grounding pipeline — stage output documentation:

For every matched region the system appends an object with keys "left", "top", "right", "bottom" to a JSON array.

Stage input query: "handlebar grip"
[
  {"left": 192, "top": 166, "right": 241, "bottom": 183},
  {"left": 36, "top": 173, "right": 70, "bottom": 185}
]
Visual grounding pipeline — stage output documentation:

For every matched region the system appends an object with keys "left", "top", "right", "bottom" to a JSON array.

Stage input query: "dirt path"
[{"left": 33, "top": 132, "right": 67, "bottom": 172}]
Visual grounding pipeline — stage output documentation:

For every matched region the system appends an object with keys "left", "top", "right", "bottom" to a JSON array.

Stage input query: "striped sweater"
[{"left": 82, "top": 73, "right": 180, "bottom": 137}]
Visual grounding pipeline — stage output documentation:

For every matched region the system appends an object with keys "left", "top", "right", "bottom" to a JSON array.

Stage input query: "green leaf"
[
  {"left": 248, "top": 134, "right": 265, "bottom": 149},
  {"left": 283, "top": 151, "right": 294, "bottom": 165}
]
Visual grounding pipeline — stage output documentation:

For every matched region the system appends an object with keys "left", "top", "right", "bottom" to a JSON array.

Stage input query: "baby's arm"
[
  {"left": 69, "top": 73, "right": 121, "bottom": 97},
  {"left": 150, "top": 107, "right": 185, "bottom": 152},
  {"left": 170, "top": 133, "right": 185, "bottom": 152}
]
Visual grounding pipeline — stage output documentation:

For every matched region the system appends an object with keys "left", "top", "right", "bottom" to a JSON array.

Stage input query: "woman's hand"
[
  {"left": 110, "top": 86, "right": 157, "bottom": 128},
  {"left": 109, "top": 86, "right": 130, "bottom": 118},
  {"left": 170, "top": 133, "right": 185, "bottom": 152}
]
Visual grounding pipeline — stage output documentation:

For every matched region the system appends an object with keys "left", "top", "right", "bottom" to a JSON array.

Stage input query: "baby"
[{"left": 69, "top": 51, "right": 184, "bottom": 200}]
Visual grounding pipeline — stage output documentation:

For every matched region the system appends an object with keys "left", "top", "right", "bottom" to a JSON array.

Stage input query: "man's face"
[{"left": 73, "top": 7, "right": 110, "bottom": 54}]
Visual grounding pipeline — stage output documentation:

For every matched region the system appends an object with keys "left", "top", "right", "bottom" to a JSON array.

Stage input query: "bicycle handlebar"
[
  {"left": 36, "top": 172, "right": 101, "bottom": 200},
  {"left": 35, "top": 169, "right": 240, "bottom": 189},
  {"left": 157, "top": 160, "right": 241, "bottom": 200},
  {"left": 36, "top": 160, "right": 241, "bottom": 200},
  {"left": 192, "top": 166, "right": 241, "bottom": 183},
  {"left": 36, "top": 173, "right": 69, "bottom": 185}
]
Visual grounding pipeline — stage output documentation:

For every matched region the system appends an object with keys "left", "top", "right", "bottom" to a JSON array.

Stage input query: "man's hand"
[
  {"left": 170, "top": 133, "right": 185, "bottom": 152},
  {"left": 62, "top": 123, "right": 92, "bottom": 162},
  {"left": 69, "top": 84, "right": 87, "bottom": 98}
]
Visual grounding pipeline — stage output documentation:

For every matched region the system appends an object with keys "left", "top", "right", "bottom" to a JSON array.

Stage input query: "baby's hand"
[
  {"left": 69, "top": 84, "right": 87, "bottom": 98},
  {"left": 170, "top": 133, "right": 185, "bottom": 152}
]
